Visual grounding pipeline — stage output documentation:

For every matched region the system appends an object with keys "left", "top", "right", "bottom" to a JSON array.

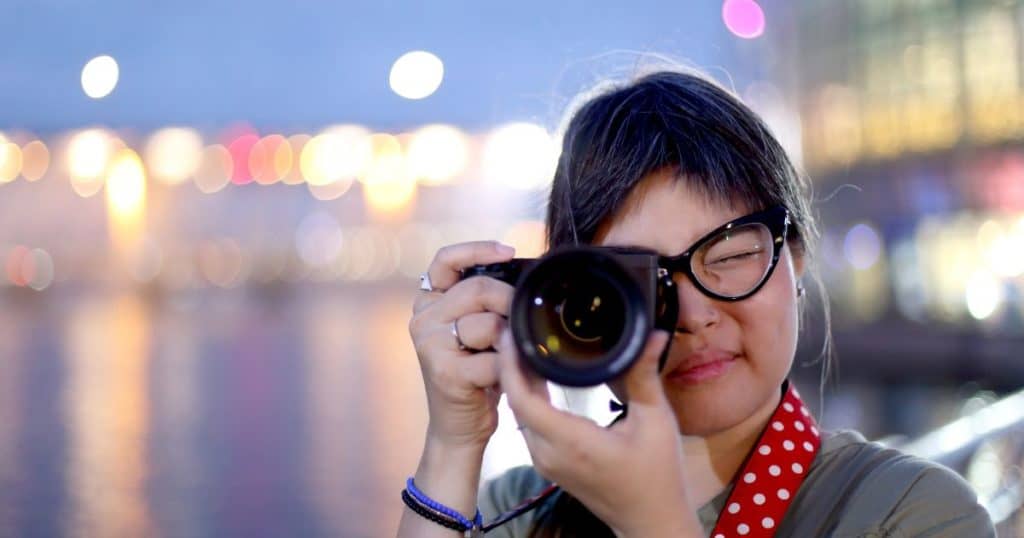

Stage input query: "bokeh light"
[
  {"left": 19, "top": 140, "right": 50, "bottom": 181},
  {"left": 300, "top": 125, "right": 372, "bottom": 187},
  {"left": 295, "top": 212, "right": 344, "bottom": 268},
  {"left": 67, "top": 129, "right": 118, "bottom": 197},
  {"left": 193, "top": 145, "right": 233, "bottom": 194},
  {"left": 481, "top": 122, "right": 558, "bottom": 190},
  {"left": 228, "top": 133, "right": 259, "bottom": 185},
  {"left": 81, "top": 55, "right": 119, "bottom": 99},
  {"left": 406, "top": 124, "right": 470, "bottom": 186},
  {"left": 966, "top": 270, "right": 1003, "bottom": 320},
  {"left": 105, "top": 149, "right": 147, "bottom": 219},
  {"left": 0, "top": 138, "right": 23, "bottom": 184},
  {"left": 145, "top": 128, "right": 203, "bottom": 185},
  {"left": 361, "top": 133, "right": 408, "bottom": 185},
  {"left": 5, "top": 245, "right": 30, "bottom": 286},
  {"left": 25, "top": 248, "right": 55, "bottom": 291},
  {"left": 844, "top": 223, "right": 883, "bottom": 270},
  {"left": 722, "top": 0, "right": 766, "bottom": 39},
  {"left": 248, "top": 134, "right": 291, "bottom": 185},
  {"left": 389, "top": 51, "right": 444, "bottom": 100},
  {"left": 282, "top": 135, "right": 309, "bottom": 185}
]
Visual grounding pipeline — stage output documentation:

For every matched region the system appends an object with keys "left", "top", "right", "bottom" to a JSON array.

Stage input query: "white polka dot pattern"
[{"left": 710, "top": 383, "right": 819, "bottom": 538}]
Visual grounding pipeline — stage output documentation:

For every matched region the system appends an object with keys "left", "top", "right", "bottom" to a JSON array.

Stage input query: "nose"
[{"left": 672, "top": 273, "right": 720, "bottom": 334}]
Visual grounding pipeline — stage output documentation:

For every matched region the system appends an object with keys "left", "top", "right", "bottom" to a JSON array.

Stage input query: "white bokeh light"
[
  {"left": 389, "top": 51, "right": 444, "bottom": 100},
  {"left": 482, "top": 122, "right": 558, "bottom": 190},
  {"left": 965, "top": 270, "right": 1003, "bottom": 320},
  {"left": 843, "top": 223, "right": 882, "bottom": 270},
  {"left": 81, "top": 55, "right": 119, "bottom": 99}
]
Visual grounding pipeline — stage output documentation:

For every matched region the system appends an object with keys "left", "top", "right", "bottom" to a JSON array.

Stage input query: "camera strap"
[
  {"left": 708, "top": 380, "right": 820, "bottom": 537},
  {"left": 480, "top": 381, "right": 820, "bottom": 536}
]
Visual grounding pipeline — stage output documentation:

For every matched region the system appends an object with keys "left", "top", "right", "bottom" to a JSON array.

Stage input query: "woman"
[{"left": 398, "top": 70, "right": 994, "bottom": 537}]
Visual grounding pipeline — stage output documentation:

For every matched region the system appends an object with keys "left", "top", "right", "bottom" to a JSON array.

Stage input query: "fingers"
[
  {"left": 620, "top": 330, "right": 672, "bottom": 409},
  {"left": 496, "top": 329, "right": 600, "bottom": 445},
  {"left": 424, "top": 241, "right": 516, "bottom": 292},
  {"left": 454, "top": 312, "right": 507, "bottom": 352}
]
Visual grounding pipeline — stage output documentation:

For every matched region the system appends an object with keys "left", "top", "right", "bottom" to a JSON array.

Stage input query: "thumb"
[{"left": 622, "top": 330, "right": 671, "bottom": 408}]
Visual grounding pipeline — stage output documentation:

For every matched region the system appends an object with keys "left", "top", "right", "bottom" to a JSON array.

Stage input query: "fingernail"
[{"left": 495, "top": 243, "right": 515, "bottom": 256}]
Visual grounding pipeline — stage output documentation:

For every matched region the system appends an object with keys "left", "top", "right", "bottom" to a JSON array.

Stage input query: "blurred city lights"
[
  {"left": 248, "top": 134, "right": 291, "bottom": 185},
  {"left": 295, "top": 212, "right": 344, "bottom": 268},
  {"left": 300, "top": 125, "right": 372, "bottom": 186},
  {"left": 363, "top": 176, "right": 417, "bottom": 220},
  {"left": 26, "top": 248, "right": 55, "bottom": 291},
  {"left": 360, "top": 133, "right": 407, "bottom": 185},
  {"left": 105, "top": 149, "right": 147, "bottom": 219},
  {"left": 843, "top": 223, "right": 883, "bottom": 270},
  {"left": 722, "top": 0, "right": 766, "bottom": 40},
  {"left": 0, "top": 139, "right": 23, "bottom": 184},
  {"left": 197, "top": 238, "right": 246, "bottom": 288},
  {"left": 129, "top": 237, "right": 164, "bottom": 283},
  {"left": 19, "top": 140, "right": 49, "bottom": 181},
  {"left": 67, "top": 129, "right": 117, "bottom": 197},
  {"left": 193, "top": 145, "right": 233, "bottom": 194},
  {"left": 5, "top": 246, "right": 30, "bottom": 286},
  {"left": 81, "top": 55, "right": 119, "bottom": 99},
  {"left": 389, "top": 51, "right": 444, "bottom": 100},
  {"left": 482, "top": 122, "right": 558, "bottom": 190},
  {"left": 307, "top": 177, "right": 354, "bottom": 201},
  {"left": 406, "top": 124, "right": 470, "bottom": 186},
  {"left": 965, "top": 270, "right": 1003, "bottom": 320},
  {"left": 228, "top": 133, "right": 259, "bottom": 185},
  {"left": 282, "top": 135, "right": 309, "bottom": 185},
  {"left": 145, "top": 128, "right": 203, "bottom": 185}
]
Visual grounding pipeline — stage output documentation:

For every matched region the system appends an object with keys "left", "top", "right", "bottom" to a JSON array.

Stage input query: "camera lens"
[{"left": 510, "top": 247, "right": 650, "bottom": 386}]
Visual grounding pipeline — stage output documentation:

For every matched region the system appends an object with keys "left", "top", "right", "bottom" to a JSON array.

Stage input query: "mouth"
[{"left": 664, "top": 347, "right": 739, "bottom": 385}]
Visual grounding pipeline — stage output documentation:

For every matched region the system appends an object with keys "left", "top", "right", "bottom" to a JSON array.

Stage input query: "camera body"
[{"left": 461, "top": 245, "right": 679, "bottom": 386}]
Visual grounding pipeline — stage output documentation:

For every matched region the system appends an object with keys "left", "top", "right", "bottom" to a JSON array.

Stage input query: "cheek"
[{"left": 730, "top": 265, "right": 799, "bottom": 376}]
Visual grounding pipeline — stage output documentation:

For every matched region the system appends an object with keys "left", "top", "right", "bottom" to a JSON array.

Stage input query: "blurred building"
[{"left": 782, "top": 0, "right": 1024, "bottom": 387}]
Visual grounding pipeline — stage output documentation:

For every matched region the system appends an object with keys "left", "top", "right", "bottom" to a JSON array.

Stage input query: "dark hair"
[{"left": 532, "top": 69, "right": 830, "bottom": 537}]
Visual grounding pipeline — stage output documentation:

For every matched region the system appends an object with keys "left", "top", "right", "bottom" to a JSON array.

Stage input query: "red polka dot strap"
[{"left": 710, "top": 381, "right": 821, "bottom": 537}]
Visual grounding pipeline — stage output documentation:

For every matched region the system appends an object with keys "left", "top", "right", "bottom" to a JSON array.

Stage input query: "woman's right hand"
[{"left": 409, "top": 240, "right": 517, "bottom": 451}]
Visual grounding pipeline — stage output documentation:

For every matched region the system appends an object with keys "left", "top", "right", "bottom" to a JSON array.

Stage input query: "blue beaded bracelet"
[{"left": 406, "top": 477, "right": 483, "bottom": 530}]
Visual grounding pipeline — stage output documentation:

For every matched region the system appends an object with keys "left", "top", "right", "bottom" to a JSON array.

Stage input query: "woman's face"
[{"left": 594, "top": 168, "right": 804, "bottom": 436}]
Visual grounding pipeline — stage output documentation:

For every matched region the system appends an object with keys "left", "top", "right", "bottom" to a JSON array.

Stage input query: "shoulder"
[
  {"left": 478, "top": 466, "right": 551, "bottom": 538},
  {"left": 789, "top": 430, "right": 994, "bottom": 537}
]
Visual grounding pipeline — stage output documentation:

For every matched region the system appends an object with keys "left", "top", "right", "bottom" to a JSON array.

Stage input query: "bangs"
[{"left": 552, "top": 71, "right": 790, "bottom": 246}]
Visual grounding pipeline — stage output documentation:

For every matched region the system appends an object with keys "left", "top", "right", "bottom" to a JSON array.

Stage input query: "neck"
[{"left": 680, "top": 387, "right": 783, "bottom": 509}]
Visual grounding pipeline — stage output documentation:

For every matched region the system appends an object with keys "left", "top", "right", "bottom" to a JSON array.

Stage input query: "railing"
[{"left": 897, "top": 390, "right": 1024, "bottom": 535}]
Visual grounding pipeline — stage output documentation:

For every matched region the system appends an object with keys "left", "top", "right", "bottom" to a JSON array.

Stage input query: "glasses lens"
[{"left": 692, "top": 223, "right": 773, "bottom": 298}]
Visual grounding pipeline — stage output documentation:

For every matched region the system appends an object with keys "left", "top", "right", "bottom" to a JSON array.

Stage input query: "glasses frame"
[{"left": 606, "top": 205, "right": 791, "bottom": 302}]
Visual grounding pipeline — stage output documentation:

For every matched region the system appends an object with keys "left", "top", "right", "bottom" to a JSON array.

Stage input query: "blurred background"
[{"left": 1, "top": 0, "right": 1023, "bottom": 536}]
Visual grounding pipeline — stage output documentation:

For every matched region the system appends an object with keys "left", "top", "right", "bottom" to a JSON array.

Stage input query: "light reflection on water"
[{"left": 0, "top": 284, "right": 427, "bottom": 537}]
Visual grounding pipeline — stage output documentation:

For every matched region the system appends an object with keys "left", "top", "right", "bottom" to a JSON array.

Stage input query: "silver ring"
[
  {"left": 452, "top": 319, "right": 469, "bottom": 351},
  {"left": 419, "top": 272, "right": 434, "bottom": 292}
]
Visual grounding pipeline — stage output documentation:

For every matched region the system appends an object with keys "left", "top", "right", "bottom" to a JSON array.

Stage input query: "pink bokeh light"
[{"left": 723, "top": 0, "right": 766, "bottom": 39}]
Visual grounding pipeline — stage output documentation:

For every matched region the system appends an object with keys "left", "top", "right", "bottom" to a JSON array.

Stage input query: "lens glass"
[
  {"left": 692, "top": 223, "right": 773, "bottom": 297},
  {"left": 526, "top": 267, "right": 628, "bottom": 365}
]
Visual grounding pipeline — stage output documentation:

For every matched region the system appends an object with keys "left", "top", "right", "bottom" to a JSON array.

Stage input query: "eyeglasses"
[{"left": 609, "top": 205, "right": 791, "bottom": 302}]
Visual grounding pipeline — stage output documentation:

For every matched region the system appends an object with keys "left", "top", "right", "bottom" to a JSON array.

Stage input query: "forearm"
[{"left": 396, "top": 436, "right": 487, "bottom": 538}]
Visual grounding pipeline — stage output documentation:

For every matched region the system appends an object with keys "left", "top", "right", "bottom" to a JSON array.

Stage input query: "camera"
[{"left": 461, "top": 245, "right": 679, "bottom": 386}]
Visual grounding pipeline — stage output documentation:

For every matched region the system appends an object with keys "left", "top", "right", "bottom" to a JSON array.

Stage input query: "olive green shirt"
[{"left": 478, "top": 430, "right": 995, "bottom": 537}]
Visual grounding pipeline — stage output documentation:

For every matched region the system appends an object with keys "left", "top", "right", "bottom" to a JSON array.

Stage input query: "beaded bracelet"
[
  {"left": 406, "top": 477, "right": 483, "bottom": 530},
  {"left": 401, "top": 489, "right": 468, "bottom": 533}
]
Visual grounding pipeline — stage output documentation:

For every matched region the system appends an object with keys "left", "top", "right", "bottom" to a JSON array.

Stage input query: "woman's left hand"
[{"left": 496, "top": 329, "right": 704, "bottom": 538}]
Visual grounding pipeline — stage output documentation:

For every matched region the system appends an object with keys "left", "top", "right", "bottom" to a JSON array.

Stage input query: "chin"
[{"left": 662, "top": 372, "right": 777, "bottom": 437}]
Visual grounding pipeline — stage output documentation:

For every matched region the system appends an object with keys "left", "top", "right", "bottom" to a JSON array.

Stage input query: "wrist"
[{"left": 412, "top": 434, "right": 488, "bottom": 518}]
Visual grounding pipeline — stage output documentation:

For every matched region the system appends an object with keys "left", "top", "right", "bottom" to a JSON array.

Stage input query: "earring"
[{"left": 797, "top": 284, "right": 805, "bottom": 298}]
